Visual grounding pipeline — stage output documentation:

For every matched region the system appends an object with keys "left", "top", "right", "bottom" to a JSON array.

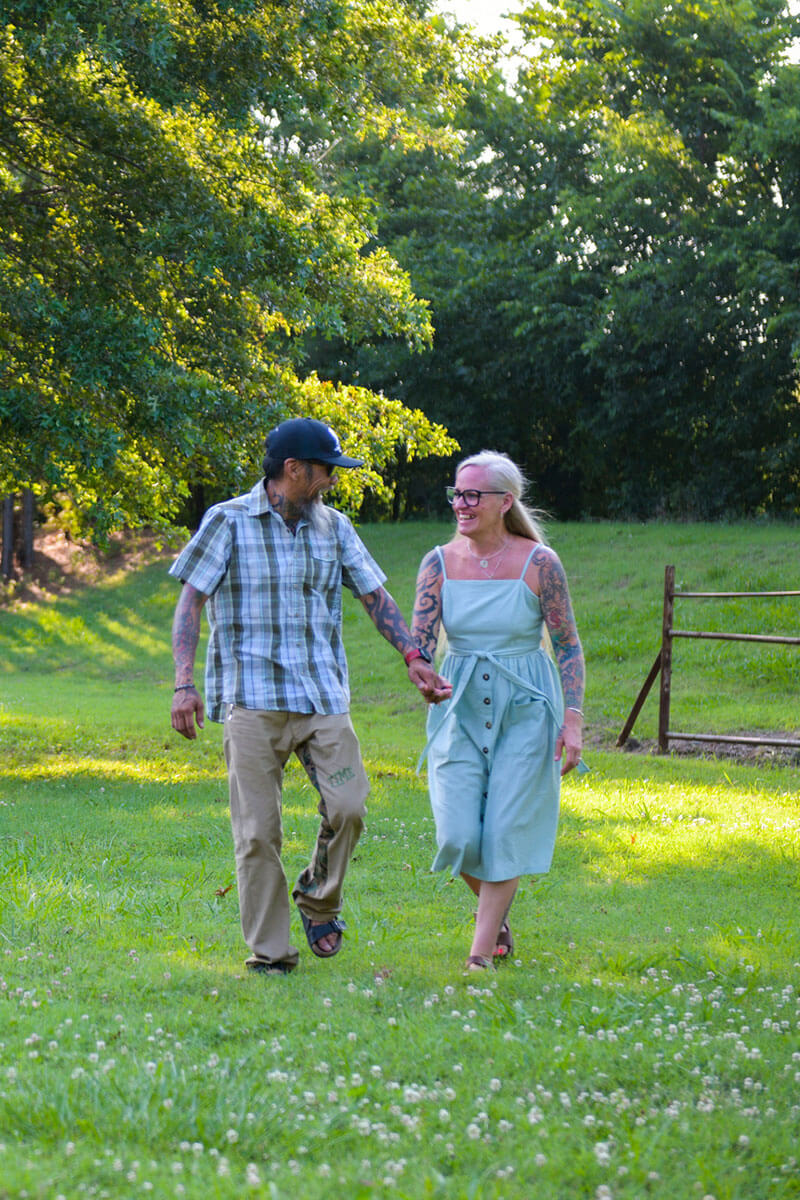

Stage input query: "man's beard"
[{"left": 298, "top": 494, "right": 331, "bottom": 532}]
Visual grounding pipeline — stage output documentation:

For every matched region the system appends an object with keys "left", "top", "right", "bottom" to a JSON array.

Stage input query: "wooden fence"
[{"left": 617, "top": 565, "right": 800, "bottom": 753}]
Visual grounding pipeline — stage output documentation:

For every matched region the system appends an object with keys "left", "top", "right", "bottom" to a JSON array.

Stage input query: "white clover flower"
[{"left": 467, "top": 1123, "right": 481, "bottom": 1140}]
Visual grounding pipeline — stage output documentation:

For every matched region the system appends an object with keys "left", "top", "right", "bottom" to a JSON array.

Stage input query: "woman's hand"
[{"left": 555, "top": 707, "right": 583, "bottom": 776}]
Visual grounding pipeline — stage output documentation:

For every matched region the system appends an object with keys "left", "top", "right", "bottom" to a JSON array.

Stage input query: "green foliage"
[
  {"left": 0, "top": 1, "right": 459, "bottom": 537},
  {"left": 511, "top": 0, "right": 800, "bottom": 517},
  {"left": 311, "top": 0, "right": 800, "bottom": 520}
]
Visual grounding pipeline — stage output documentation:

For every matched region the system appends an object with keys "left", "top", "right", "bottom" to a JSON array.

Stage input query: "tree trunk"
[
  {"left": 21, "top": 489, "right": 35, "bottom": 569},
  {"left": 2, "top": 496, "right": 15, "bottom": 580}
]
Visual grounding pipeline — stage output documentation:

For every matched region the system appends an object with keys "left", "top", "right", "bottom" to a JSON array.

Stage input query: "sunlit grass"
[{"left": 1, "top": 523, "right": 799, "bottom": 1197}]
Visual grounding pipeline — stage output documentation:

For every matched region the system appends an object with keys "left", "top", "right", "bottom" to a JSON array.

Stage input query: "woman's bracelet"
[
  {"left": 174, "top": 684, "right": 197, "bottom": 692},
  {"left": 566, "top": 706, "right": 584, "bottom": 717}
]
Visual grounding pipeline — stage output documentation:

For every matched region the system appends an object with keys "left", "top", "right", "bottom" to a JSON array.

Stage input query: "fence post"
[{"left": 658, "top": 564, "right": 675, "bottom": 753}]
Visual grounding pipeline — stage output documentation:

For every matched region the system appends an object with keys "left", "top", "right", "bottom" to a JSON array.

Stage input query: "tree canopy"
[
  {"left": 313, "top": 0, "right": 800, "bottom": 519},
  {"left": 4, "top": 0, "right": 800, "bottom": 535},
  {"left": 0, "top": 0, "right": 462, "bottom": 537}
]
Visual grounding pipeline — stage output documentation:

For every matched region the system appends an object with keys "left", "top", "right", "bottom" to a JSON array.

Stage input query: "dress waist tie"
[{"left": 416, "top": 648, "right": 563, "bottom": 772}]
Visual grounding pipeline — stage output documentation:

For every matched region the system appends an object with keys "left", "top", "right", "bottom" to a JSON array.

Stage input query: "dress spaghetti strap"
[
  {"left": 520, "top": 543, "right": 539, "bottom": 579},
  {"left": 435, "top": 545, "right": 448, "bottom": 578}
]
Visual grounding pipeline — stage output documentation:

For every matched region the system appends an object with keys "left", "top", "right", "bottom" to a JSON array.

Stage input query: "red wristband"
[{"left": 404, "top": 647, "right": 432, "bottom": 667}]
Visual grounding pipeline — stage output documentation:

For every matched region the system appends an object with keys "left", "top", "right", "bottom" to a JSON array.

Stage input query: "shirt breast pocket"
[{"left": 308, "top": 549, "right": 341, "bottom": 593}]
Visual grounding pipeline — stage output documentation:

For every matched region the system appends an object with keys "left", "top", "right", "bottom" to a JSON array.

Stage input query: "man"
[{"left": 169, "top": 417, "right": 451, "bottom": 975}]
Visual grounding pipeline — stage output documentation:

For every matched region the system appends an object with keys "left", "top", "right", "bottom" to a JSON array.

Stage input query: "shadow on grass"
[
  {"left": 2, "top": 732, "right": 798, "bottom": 994},
  {"left": 0, "top": 559, "right": 183, "bottom": 678}
]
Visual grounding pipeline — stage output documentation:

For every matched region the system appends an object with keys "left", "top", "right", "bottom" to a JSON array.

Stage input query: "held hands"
[
  {"left": 408, "top": 660, "right": 452, "bottom": 704},
  {"left": 555, "top": 706, "right": 583, "bottom": 776},
  {"left": 171, "top": 687, "right": 205, "bottom": 740}
]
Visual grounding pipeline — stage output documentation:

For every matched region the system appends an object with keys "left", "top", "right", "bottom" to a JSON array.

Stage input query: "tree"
[
  {"left": 509, "top": 0, "right": 800, "bottom": 516},
  {"left": 0, "top": 1, "right": 459, "bottom": 540},
  {"left": 313, "top": 0, "right": 800, "bottom": 519}
]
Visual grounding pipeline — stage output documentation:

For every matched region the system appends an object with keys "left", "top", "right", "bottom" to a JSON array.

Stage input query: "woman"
[{"left": 412, "top": 451, "right": 585, "bottom": 970}]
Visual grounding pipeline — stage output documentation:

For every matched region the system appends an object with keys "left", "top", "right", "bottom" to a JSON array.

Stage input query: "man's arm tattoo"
[
  {"left": 172, "top": 584, "right": 207, "bottom": 685},
  {"left": 411, "top": 550, "right": 443, "bottom": 659},
  {"left": 360, "top": 586, "right": 415, "bottom": 654},
  {"left": 535, "top": 546, "right": 585, "bottom": 710}
]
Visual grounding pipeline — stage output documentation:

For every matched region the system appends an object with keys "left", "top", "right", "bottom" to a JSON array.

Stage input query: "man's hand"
[
  {"left": 408, "top": 660, "right": 452, "bottom": 704},
  {"left": 170, "top": 583, "right": 207, "bottom": 740},
  {"left": 171, "top": 686, "right": 205, "bottom": 740}
]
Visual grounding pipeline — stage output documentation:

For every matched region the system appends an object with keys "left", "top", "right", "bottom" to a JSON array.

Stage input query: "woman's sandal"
[
  {"left": 465, "top": 954, "right": 494, "bottom": 971},
  {"left": 493, "top": 920, "right": 514, "bottom": 961}
]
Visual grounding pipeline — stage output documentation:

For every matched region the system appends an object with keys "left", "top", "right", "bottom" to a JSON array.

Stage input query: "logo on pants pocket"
[{"left": 328, "top": 766, "right": 356, "bottom": 788}]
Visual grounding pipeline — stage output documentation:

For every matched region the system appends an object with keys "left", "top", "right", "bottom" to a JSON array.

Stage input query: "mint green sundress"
[{"left": 422, "top": 545, "right": 564, "bottom": 881}]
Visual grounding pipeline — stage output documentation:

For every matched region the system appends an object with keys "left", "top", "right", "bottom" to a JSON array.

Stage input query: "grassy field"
[{"left": 1, "top": 519, "right": 799, "bottom": 1199}]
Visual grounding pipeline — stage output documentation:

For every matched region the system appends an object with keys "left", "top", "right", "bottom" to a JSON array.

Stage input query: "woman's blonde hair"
[{"left": 455, "top": 450, "right": 546, "bottom": 543}]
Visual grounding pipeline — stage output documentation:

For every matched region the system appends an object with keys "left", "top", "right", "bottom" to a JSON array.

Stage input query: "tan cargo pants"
[{"left": 223, "top": 706, "right": 369, "bottom": 967}]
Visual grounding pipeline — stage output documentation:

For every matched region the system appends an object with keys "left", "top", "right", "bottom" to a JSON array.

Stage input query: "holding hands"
[{"left": 408, "top": 659, "right": 452, "bottom": 704}]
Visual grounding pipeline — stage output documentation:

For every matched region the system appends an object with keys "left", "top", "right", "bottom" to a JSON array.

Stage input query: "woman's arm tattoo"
[
  {"left": 535, "top": 546, "right": 585, "bottom": 710},
  {"left": 411, "top": 549, "right": 443, "bottom": 660},
  {"left": 360, "top": 586, "right": 415, "bottom": 654}
]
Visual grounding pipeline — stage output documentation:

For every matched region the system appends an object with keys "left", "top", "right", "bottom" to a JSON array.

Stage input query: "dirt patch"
[
  {"left": 618, "top": 732, "right": 800, "bottom": 767},
  {"left": 1, "top": 526, "right": 179, "bottom": 607}
]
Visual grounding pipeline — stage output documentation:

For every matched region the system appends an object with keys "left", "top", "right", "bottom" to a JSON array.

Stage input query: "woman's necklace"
[{"left": 467, "top": 538, "right": 509, "bottom": 578}]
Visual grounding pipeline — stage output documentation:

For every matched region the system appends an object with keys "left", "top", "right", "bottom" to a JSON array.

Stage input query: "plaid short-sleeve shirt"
[{"left": 169, "top": 480, "right": 386, "bottom": 721}]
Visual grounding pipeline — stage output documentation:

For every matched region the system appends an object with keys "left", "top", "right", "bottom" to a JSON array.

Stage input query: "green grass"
[{"left": 1, "top": 520, "right": 799, "bottom": 1199}]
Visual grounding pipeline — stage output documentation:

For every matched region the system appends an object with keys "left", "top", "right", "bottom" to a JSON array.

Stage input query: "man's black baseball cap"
[{"left": 265, "top": 418, "right": 364, "bottom": 468}]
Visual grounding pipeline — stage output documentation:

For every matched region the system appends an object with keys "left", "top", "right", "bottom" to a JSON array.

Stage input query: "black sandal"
[
  {"left": 299, "top": 910, "right": 346, "bottom": 958},
  {"left": 465, "top": 954, "right": 494, "bottom": 971},
  {"left": 246, "top": 958, "right": 295, "bottom": 976}
]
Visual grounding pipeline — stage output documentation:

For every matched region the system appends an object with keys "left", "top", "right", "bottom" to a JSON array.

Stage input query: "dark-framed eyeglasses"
[
  {"left": 446, "top": 487, "right": 507, "bottom": 508},
  {"left": 309, "top": 459, "right": 334, "bottom": 477}
]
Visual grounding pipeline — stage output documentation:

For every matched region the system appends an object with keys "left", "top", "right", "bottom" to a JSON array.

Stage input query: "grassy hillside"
[{"left": 1, "top": 520, "right": 799, "bottom": 1198}]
